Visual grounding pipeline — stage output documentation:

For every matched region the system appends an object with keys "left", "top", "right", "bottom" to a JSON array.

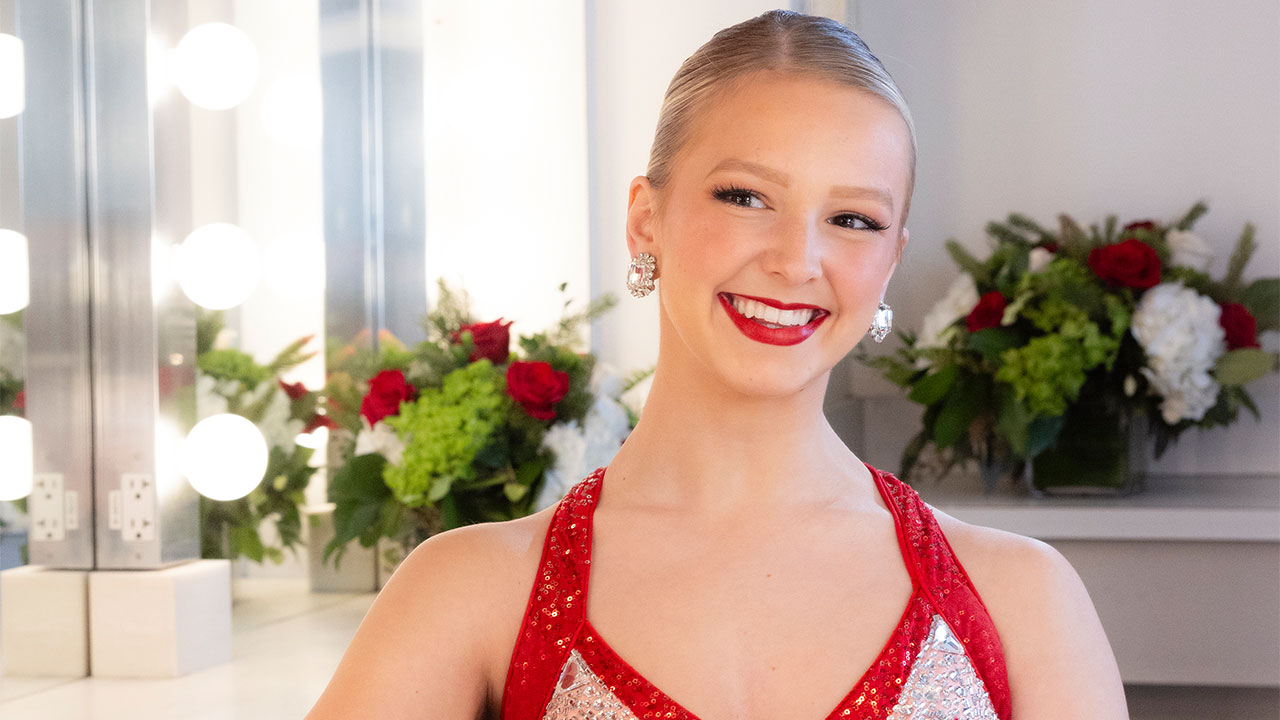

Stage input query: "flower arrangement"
[
  {"left": 195, "top": 310, "right": 331, "bottom": 562},
  {"left": 0, "top": 311, "right": 23, "bottom": 418},
  {"left": 865, "top": 202, "right": 1278, "bottom": 489},
  {"left": 321, "top": 282, "right": 634, "bottom": 566}
]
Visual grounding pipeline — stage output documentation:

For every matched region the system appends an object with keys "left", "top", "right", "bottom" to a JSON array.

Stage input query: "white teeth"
[{"left": 728, "top": 295, "right": 817, "bottom": 327}]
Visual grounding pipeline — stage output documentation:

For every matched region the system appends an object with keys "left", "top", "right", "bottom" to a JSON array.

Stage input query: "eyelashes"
[{"left": 710, "top": 184, "right": 891, "bottom": 232}]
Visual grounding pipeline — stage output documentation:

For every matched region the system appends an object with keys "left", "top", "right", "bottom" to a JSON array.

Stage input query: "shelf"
[{"left": 912, "top": 473, "right": 1280, "bottom": 542}]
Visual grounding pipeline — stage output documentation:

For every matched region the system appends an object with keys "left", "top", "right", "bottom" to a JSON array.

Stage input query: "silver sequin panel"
[
  {"left": 542, "top": 614, "right": 997, "bottom": 720},
  {"left": 543, "top": 649, "right": 640, "bottom": 720},
  {"left": 886, "top": 614, "right": 999, "bottom": 720}
]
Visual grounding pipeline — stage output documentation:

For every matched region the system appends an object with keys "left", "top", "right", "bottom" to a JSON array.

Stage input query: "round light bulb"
[
  {"left": 174, "top": 223, "right": 261, "bottom": 310},
  {"left": 181, "top": 413, "right": 268, "bottom": 501},
  {"left": 0, "top": 229, "right": 29, "bottom": 314},
  {"left": 0, "top": 34, "right": 24, "bottom": 119},
  {"left": 0, "top": 415, "right": 33, "bottom": 501},
  {"left": 172, "top": 23, "right": 258, "bottom": 111}
]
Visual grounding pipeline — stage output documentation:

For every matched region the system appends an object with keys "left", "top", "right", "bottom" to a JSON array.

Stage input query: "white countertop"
[{"left": 913, "top": 473, "right": 1280, "bottom": 542}]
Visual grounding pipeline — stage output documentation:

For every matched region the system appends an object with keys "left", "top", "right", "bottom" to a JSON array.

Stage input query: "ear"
[
  {"left": 625, "top": 175, "right": 660, "bottom": 259},
  {"left": 881, "top": 226, "right": 908, "bottom": 298}
]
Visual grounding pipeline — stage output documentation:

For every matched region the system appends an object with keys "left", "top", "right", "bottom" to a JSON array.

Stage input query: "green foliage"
[
  {"left": 198, "top": 348, "right": 272, "bottom": 390},
  {"left": 324, "top": 453, "right": 394, "bottom": 567},
  {"left": 1215, "top": 348, "right": 1280, "bottom": 387},
  {"left": 1242, "top": 278, "right": 1279, "bottom": 333}
]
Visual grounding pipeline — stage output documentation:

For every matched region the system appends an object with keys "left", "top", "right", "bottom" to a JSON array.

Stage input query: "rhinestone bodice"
[{"left": 500, "top": 466, "right": 1011, "bottom": 720}]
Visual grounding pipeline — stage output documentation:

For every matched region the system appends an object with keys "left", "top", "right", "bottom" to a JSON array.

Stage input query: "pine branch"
[
  {"left": 1222, "top": 223, "right": 1256, "bottom": 292},
  {"left": 1175, "top": 200, "right": 1209, "bottom": 231}
]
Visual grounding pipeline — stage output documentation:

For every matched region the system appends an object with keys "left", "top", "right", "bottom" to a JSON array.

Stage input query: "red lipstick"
[{"left": 718, "top": 293, "right": 829, "bottom": 346}]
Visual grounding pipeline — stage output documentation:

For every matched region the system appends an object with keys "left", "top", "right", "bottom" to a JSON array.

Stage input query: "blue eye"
[
  {"left": 711, "top": 184, "right": 765, "bottom": 209},
  {"left": 832, "top": 213, "right": 890, "bottom": 232}
]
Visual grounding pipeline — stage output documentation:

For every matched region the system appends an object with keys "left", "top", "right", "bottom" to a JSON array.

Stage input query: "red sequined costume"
[{"left": 501, "top": 465, "right": 1012, "bottom": 720}]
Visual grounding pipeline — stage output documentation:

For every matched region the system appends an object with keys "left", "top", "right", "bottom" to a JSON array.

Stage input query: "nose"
[{"left": 761, "top": 214, "right": 823, "bottom": 284}]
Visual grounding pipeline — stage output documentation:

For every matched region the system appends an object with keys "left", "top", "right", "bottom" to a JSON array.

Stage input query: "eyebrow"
[{"left": 706, "top": 158, "right": 895, "bottom": 210}]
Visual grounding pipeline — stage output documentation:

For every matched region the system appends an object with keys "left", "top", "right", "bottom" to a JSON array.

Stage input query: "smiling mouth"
[{"left": 718, "top": 293, "right": 830, "bottom": 346}]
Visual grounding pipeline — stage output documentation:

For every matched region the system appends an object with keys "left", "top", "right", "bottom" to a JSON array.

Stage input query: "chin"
[{"left": 712, "top": 353, "right": 833, "bottom": 400}]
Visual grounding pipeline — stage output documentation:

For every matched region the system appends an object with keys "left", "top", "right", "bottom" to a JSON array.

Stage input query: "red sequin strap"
[
  {"left": 500, "top": 469, "right": 603, "bottom": 720},
  {"left": 874, "top": 469, "right": 1013, "bottom": 720}
]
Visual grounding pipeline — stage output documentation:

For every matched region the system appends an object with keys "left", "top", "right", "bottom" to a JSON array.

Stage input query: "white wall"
[
  {"left": 423, "top": 1, "right": 589, "bottom": 339},
  {"left": 588, "top": 0, "right": 1280, "bottom": 476}
]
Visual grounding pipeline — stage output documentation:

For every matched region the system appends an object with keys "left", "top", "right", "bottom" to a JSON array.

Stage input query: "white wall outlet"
[
  {"left": 121, "top": 473, "right": 156, "bottom": 542},
  {"left": 28, "top": 473, "right": 66, "bottom": 542}
]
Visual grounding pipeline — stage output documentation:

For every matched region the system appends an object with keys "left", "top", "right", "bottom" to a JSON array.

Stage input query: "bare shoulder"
[
  {"left": 928, "top": 506, "right": 1130, "bottom": 719},
  {"left": 306, "top": 506, "right": 556, "bottom": 720}
]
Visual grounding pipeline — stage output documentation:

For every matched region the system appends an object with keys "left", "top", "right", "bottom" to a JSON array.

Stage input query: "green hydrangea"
[
  {"left": 996, "top": 296, "right": 1118, "bottom": 416},
  {"left": 197, "top": 348, "right": 272, "bottom": 389},
  {"left": 382, "top": 359, "right": 508, "bottom": 507}
]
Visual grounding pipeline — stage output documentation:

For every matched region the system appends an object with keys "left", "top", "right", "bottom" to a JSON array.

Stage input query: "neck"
[{"left": 607, "top": 328, "right": 866, "bottom": 513}]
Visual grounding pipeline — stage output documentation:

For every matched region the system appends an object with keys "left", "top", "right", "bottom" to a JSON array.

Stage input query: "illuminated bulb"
[
  {"left": 174, "top": 223, "right": 261, "bottom": 309},
  {"left": 0, "top": 229, "right": 29, "bottom": 314},
  {"left": 0, "top": 34, "right": 23, "bottom": 119},
  {"left": 0, "top": 415, "right": 33, "bottom": 501},
  {"left": 181, "top": 413, "right": 267, "bottom": 501},
  {"left": 264, "top": 231, "right": 325, "bottom": 299},
  {"left": 172, "top": 23, "right": 258, "bottom": 111},
  {"left": 262, "top": 75, "right": 322, "bottom": 146}
]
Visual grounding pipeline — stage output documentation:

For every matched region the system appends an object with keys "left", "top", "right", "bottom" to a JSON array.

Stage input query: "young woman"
[{"left": 308, "top": 11, "right": 1128, "bottom": 720}]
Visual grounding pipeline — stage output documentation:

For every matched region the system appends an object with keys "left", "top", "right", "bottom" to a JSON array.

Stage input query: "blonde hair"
[{"left": 646, "top": 10, "right": 917, "bottom": 222}]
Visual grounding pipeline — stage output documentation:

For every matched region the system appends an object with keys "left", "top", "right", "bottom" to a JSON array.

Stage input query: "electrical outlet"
[
  {"left": 121, "top": 472, "right": 156, "bottom": 542},
  {"left": 28, "top": 473, "right": 66, "bottom": 542}
]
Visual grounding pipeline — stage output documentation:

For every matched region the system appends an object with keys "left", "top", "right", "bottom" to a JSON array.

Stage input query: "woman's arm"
[
  {"left": 935, "top": 511, "right": 1130, "bottom": 719},
  {"left": 305, "top": 520, "right": 536, "bottom": 720}
]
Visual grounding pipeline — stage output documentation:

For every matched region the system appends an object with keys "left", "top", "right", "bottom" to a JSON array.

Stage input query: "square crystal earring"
[
  {"left": 869, "top": 302, "right": 893, "bottom": 342},
  {"left": 626, "top": 252, "right": 656, "bottom": 298}
]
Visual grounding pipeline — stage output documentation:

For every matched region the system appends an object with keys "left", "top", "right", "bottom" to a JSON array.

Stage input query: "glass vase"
[{"left": 1028, "top": 400, "right": 1146, "bottom": 496}]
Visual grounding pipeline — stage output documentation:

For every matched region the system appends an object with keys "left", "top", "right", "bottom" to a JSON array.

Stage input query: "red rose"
[
  {"left": 278, "top": 379, "right": 308, "bottom": 400},
  {"left": 966, "top": 291, "right": 1008, "bottom": 333},
  {"left": 1041, "top": 242, "right": 1060, "bottom": 253},
  {"left": 451, "top": 318, "right": 513, "bottom": 365},
  {"left": 13, "top": 390, "right": 23, "bottom": 409},
  {"left": 505, "top": 361, "right": 570, "bottom": 420},
  {"left": 1219, "top": 302, "right": 1260, "bottom": 350},
  {"left": 1088, "top": 238, "right": 1161, "bottom": 289},
  {"left": 302, "top": 413, "right": 339, "bottom": 434},
  {"left": 1121, "top": 220, "right": 1158, "bottom": 236},
  {"left": 360, "top": 369, "right": 416, "bottom": 424}
]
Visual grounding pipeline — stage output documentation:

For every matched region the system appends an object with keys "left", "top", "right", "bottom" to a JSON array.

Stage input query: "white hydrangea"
[
  {"left": 0, "top": 319, "right": 25, "bottom": 382},
  {"left": 1027, "top": 247, "right": 1055, "bottom": 274},
  {"left": 916, "top": 274, "right": 980, "bottom": 357},
  {"left": 1131, "top": 282, "right": 1226, "bottom": 424},
  {"left": 535, "top": 364, "right": 634, "bottom": 511},
  {"left": 256, "top": 383, "right": 304, "bottom": 454},
  {"left": 535, "top": 422, "right": 587, "bottom": 511},
  {"left": 1166, "top": 230, "right": 1213, "bottom": 273},
  {"left": 355, "top": 416, "right": 406, "bottom": 466}
]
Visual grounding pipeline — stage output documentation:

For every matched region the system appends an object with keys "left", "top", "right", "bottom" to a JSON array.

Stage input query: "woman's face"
[{"left": 628, "top": 71, "right": 913, "bottom": 398}]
